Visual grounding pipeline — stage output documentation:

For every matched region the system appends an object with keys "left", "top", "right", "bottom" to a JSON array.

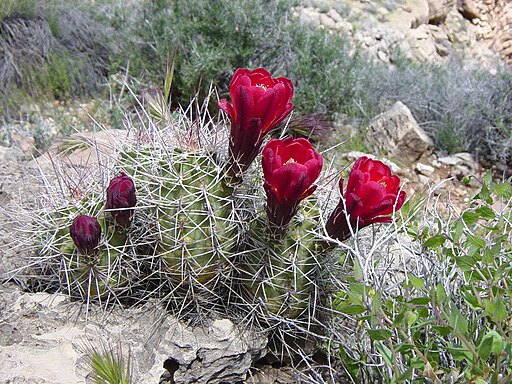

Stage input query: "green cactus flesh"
[
  {"left": 154, "top": 151, "right": 236, "bottom": 287},
  {"left": 243, "top": 199, "right": 323, "bottom": 319}
]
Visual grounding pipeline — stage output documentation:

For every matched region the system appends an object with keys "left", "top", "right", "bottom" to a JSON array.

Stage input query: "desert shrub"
[
  {"left": 280, "top": 25, "right": 375, "bottom": 118},
  {"left": 108, "top": 0, "right": 295, "bottom": 107},
  {"left": 2, "top": 0, "right": 511, "bottom": 165},
  {"left": 0, "top": 0, "right": 39, "bottom": 21},
  {"left": 120, "top": 0, "right": 512, "bottom": 165},
  {"left": 102, "top": 0, "right": 377, "bottom": 140},
  {"left": 331, "top": 175, "right": 512, "bottom": 383},
  {"left": 0, "top": 1, "right": 111, "bottom": 118},
  {"left": 358, "top": 60, "right": 512, "bottom": 166}
]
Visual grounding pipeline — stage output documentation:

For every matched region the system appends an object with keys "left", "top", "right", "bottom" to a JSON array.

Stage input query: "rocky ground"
[{"left": 296, "top": 0, "right": 512, "bottom": 69}]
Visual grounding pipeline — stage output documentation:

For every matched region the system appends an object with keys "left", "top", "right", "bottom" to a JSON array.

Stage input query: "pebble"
[{"left": 415, "top": 162, "right": 435, "bottom": 176}]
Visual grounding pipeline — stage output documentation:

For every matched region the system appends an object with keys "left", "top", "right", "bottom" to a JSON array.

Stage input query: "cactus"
[
  {"left": 32, "top": 189, "right": 133, "bottom": 302},
  {"left": 17, "top": 67, "right": 408, "bottom": 376},
  {"left": 241, "top": 198, "right": 324, "bottom": 319},
  {"left": 112, "top": 129, "right": 239, "bottom": 313},
  {"left": 155, "top": 151, "right": 236, "bottom": 293}
]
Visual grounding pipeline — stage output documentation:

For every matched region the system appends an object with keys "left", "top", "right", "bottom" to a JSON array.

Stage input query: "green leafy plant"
[{"left": 331, "top": 174, "right": 512, "bottom": 383}]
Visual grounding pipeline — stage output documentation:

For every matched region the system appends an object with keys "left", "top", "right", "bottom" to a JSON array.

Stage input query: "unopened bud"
[{"left": 70, "top": 215, "right": 101, "bottom": 255}]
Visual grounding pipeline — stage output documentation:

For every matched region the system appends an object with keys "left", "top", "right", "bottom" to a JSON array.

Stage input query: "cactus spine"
[
  {"left": 242, "top": 198, "right": 324, "bottom": 319},
  {"left": 156, "top": 150, "right": 236, "bottom": 290}
]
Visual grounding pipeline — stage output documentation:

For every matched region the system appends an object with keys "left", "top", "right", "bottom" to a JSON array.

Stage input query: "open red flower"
[
  {"left": 70, "top": 215, "right": 101, "bottom": 255},
  {"left": 326, "top": 156, "right": 406, "bottom": 241},
  {"left": 263, "top": 137, "right": 322, "bottom": 228},
  {"left": 218, "top": 68, "right": 294, "bottom": 178},
  {"left": 105, "top": 173, "right": 136, "bottom": 228}
]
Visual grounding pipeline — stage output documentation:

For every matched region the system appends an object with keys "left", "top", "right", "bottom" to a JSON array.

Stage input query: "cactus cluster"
[{"left": 26, "top": 67, "right": 407, "bottom": 357}]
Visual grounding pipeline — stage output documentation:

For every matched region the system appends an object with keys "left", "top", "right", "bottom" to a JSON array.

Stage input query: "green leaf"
[
  {"left": 408, "top": 275, "right": 425, "bottom": 290},
  {"left": 462, "top": 211, "right": 480, "bottom": 226},
  {"left": 448, "top": 304, "right": 468, "bottom": 334},
  {"left": 424, "top": 234, "right": 446, "bottom": 248},
  {"left": 398, "top": 367, "right": 413, "bottom": 381},
  {"left": 371, "top": 291, "right": 382, "bottom": 319},
  {"left": 467, "top": 234, "right": 486, "bottom": 249},
  {"left": 408, "top": 297, "right": 430, "bottom": 305},
  {"left": 483, "top": 299, "right": 495, "bottom": 317},
  {"left": 434, "top": 284, "right": 447, "bottom": 303},
  {"left": 478, "top": 334, "right": 494, "bottom": 360},
  {"left": 478, "top": 331, "right": 504, "bottom": 360},
  {"left": 475, "top": 181, "right": 493, "bottom": 204},
  {"left": 417, "top": 307, "right": 429, "bottom": 318},
  {"left": 475, "top": 206, "right": 495, "bottom": 220},
  {"left": 367, "top": 329, "right": 393, "bottom": 341},
  {"left": 455, "top": 255, "right": 477, "bottom": 272},
  {"left": 482, "top": 247, "right": 494, "bottom": 264},
  {"left": 410, "top": 356, "right": 424, "bottom": 369},
  {"left": 494, "top": 298, "right": 507, "bottom": 322},
  {"left": 494, "top": 182, "right": 512, "bottom": 198},
  {"left": 339, "top": 304, "right": 367, "bottom": 315},
  {"left": 353, "top": 257, "right": 363, "bottom": 281},
  {"left": 461, "top": 290, "right": 482, "bottom": 310},
  {"left": 432, "top": 326, "right": 452, "bottom": 336},
  {"left": 452, "top": 220, "right": 464, "bottom": 243},
  {"left": 375, "top": 341, "right": 393, "bottom": 368},
  {"left": 447, "top": 343, "right": 473, "bottom": 362},
  {"left": 395, "top": 343, "right": 414, "bottom": 354},
  {"left": 404, "top": 311, "right": 418, "bottom": 327}
]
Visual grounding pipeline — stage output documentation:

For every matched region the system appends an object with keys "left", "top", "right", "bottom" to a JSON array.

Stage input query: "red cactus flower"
[
  {"left": 105, "top": 173, "right": 136, "bottom": 228},
  {"left": 326, "top": 156, "right": 406, "bottom": 241},
  {"left": 218, "top": 68, "right": 294, "bottom": 178},
  {"left": 263, "top": 137, "right": 322, "bottom": 228},
  {"left": 70, "top": 215, "right": 101, "bottom": 255}
]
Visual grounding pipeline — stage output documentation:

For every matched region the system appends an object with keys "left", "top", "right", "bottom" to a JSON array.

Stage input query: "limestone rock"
[
  {"left": 407, "top": 24, "right": 439, "bottom": 61},
  {"left": 367, "top": 101, "right": 434, "bottom": 164},
  {"left": 437, "top": 155, "right": 462, "bottom": 166},
  {"left": 165, "top": 319, "right": 267, "bottom": 384},
  {"left": 428, "top": 0, "right": 456, "bottom": 24},
  {"left": 0, "top": 285, "right": 268, "bottom": 384},
  {"left": 386, "top": 0, "right": 430, "bottom": 31},
  {"left": 488, "top": 1, "right": 512, "bottom": 64},
  {"left": 295, "top": 0, "right": 510, "bottom": 67},
  {"left": 415, "top": 162, "right": 435, "bottom": 176},
  {"left": 341, "top": 151, "right": 403, "bottom": 175},
  {"left": 458, "top": 0, "right": 482, "bottom": 20}
]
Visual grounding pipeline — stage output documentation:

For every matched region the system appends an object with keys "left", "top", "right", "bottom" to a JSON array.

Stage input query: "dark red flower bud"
[
  {"left": 326, "top": 157, "right": 406, "bottom": 241},
  {"left": 218, "top": 68, "right": 294, "bottom": 178},
  {"left": 105, "top": 173, "right": 136, "bottom": 228},
  {"left": 70, "top": 215, "right": 101, "bottom": 255},
  {"left": 262, "top": 137, "right": 322, "bottom": 228}
]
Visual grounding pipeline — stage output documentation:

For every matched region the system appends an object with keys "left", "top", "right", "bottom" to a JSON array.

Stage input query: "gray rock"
[
  {"left": 428, "top": 0, "right": 455, "bottom": 24},
  {"left": 386, "top": 0, "right": 429, "bottom": 31},
  {"left": 415, "top": 162, "right": 435, "bottom": 176},
  {"left": 341, "top": 151, "right": 403, "bottom": 175},
  {"left": 319, "top": 13, "right": 337, "bottom": 30},
  {"left": 407, "top": 25, "right": 438, "bottom": 61},
  {"left": 458, "top": 0, "right": 482, "bottom": 20},
  {"left": 437, "top": 155, "right": 462, "bottom": 166},
  {"left": 366, "top": 101, "right": 434, "bottom": 164},
  {"left": 0, "top": 286, "right": 268, "bottom": 384},
  {"left": 454, "top": 152, "right": 479, "bottom": 170},
  {"left": 168, "top": 319, "right": 267, "bottom": 384}
]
